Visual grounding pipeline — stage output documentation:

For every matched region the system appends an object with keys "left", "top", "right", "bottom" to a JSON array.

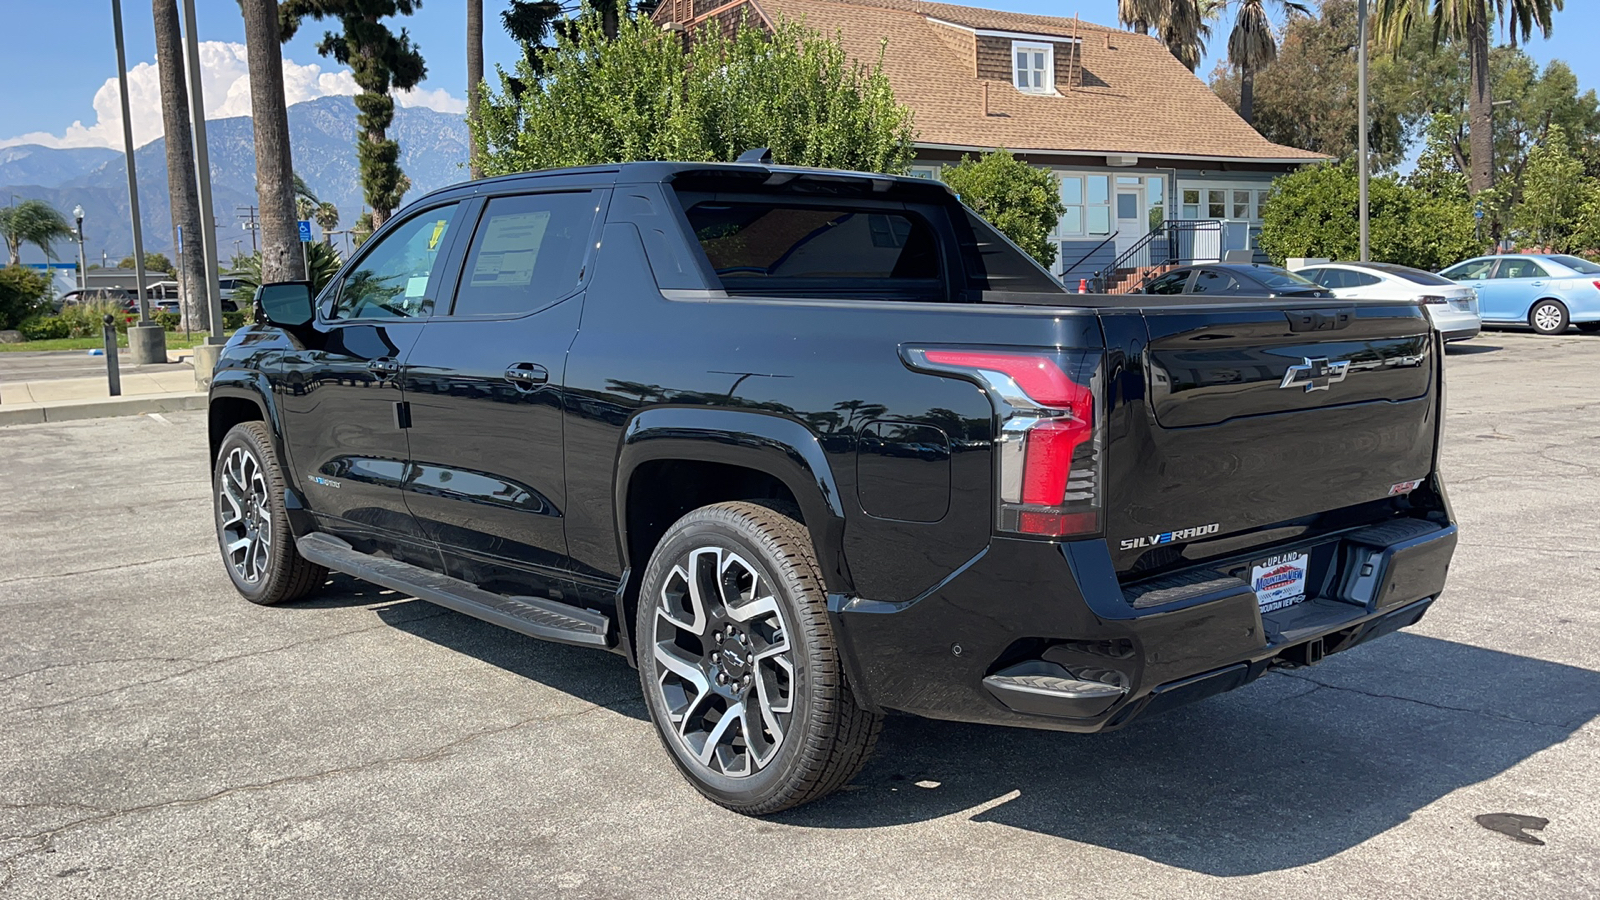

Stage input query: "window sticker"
[
  {"left": 469, "top": 211, "right": 551, "bottom": 287},
  {"left": 404, "top": 275, "right": 429, "bottom": 298}
]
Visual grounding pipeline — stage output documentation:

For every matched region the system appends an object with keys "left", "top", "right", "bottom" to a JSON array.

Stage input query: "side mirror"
[{"left": 255, "top": 281, "right": 314, "bottom": 328}]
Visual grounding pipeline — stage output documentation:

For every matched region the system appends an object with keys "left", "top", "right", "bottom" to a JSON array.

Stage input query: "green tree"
[
  {"left": 1259, "top": 161, "right": 1479, "bottom": 269},
  {"left": 0, "top": 265, "right": 51, "bottom": 330},
  {"left": 226, "top": 242, "right": 345, "bottom": 305},
  {"left": 281, "top": 0, "right": 426, "bottom": 229},
  {"left": 314, "top": 201, "right": 341, "bottom": 243},
  {"left": 1374, "top": 0, "right": 1563, "bottom": 194},
  {"left": 0, "top": 200, "right": 74, "bottom": 266},
  {"left": 476, "top": 15, "right": 915, "bottom": 176},
  {"left": 939, "top": 150, "right": 1066, "bottom": 268},
  {"left": 1512, "top": 124, "right": 1592, "bottom": 250},
  {"left": 117, "top": 252, "right": 175, "bottom": 275},
  {"left": 353, "top": 211, "right": 374, "bottom": 247}
]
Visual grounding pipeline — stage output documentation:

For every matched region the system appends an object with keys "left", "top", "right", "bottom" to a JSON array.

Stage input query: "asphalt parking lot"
[{"left": 2, "top": 330, "right": 1598, "bottom": 899}]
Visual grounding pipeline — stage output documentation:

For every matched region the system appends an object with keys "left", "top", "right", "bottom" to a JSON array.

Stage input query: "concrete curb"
[{"left": 0, "top": 392, "right": 206, "bottom": 427}]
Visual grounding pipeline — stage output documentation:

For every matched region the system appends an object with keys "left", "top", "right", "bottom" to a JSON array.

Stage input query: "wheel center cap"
[{"left": 719, "top": 645, "right": 749, "bottom": 677}]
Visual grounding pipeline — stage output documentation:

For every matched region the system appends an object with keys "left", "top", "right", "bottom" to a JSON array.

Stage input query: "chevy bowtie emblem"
[{"left": 1279, "top": 356, "right": 1351, "bottom": 392}]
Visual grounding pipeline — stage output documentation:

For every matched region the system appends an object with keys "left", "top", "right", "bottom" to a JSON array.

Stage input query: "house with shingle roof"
[{"left": 653, "top": 0, "right": 1325, "bottom": 283}]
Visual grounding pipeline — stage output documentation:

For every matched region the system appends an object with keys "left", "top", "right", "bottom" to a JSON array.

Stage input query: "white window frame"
[
  {"left": 1178, "top": 182, "right": 1272, "bottom": 223},
  {"left": 1012, "top": 41, "right": 1054, "bottom": 94}
]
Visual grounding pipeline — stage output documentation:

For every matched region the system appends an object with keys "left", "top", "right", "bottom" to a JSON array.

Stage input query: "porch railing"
[{"left": 1093, "top": 220, "right": 1225, "bottom": 293}]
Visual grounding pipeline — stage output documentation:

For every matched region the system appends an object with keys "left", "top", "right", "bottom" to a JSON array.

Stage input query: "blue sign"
[
  {"left": 297, "top": 220, "right": 313, "bottom": 242},
  {"left": 1474, "top": 208, "right": 1485, "bottom": 219},
  {"left": 175, "top": 225, "right": 183, "bottom": 253}
]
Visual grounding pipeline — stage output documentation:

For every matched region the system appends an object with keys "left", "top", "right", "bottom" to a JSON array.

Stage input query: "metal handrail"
[
  {"left": 1096, "top": 220, "right": 1227, "bottom": 293},
  {"left": 1059, "top": 231, "right": 1118, "bottom": 278}
]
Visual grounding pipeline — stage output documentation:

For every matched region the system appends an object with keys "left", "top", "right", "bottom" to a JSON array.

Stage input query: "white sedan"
[{"left": 1291, "top": 261, "right": 1482, "bottom": 342}]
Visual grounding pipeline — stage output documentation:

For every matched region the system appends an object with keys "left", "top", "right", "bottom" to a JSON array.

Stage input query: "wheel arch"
[
  {"left": 1528, "top": 296, "right": 1571, "bottom": 330},
  {"left": 613, "top": 407, "right": 850, "bottom": 662}
]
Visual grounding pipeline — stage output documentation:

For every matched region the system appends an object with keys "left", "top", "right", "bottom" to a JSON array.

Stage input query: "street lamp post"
[
  {"left": 73, "top": 205, "right": 87, "bottom": 290},
  {"left": 1357, "top": 0, "right": 1370, "bottom": 262}
]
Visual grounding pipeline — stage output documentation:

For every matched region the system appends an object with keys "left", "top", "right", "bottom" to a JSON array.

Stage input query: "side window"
[
  {"left": 332, "top": 204, "right": 460, "bottom": 319},
  {"left": 1310, "top": 268, "right": 1344, "bottom": 289},
  {"left": 1145, "top": 270, "right": 1189, "bottom": 294},
  {"left": 1445, "top": 259, "right": 1494, "bottom": 280},
  {"left": 451, "top": 192, "right": 598, "bottom": 317},
  {"left": 1348, "top": 271, "right": 1382, "bottom": 287},
  {"left": 1191, "top": 269, "right": 1242, "bottom": 294},
  {"left": 1497, "top": 259, "right": 1547, "bottom": 279}
]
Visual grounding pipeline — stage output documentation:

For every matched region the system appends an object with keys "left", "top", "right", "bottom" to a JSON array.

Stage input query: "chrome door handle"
[{"left": 504, "top": 362, "right": 549, "bottom": 391}]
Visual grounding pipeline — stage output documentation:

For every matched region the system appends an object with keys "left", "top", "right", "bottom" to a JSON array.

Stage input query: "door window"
[
  {"left": 1493, "top": 259, "right": 1548, "bottom": 279},
  {"left": 330, "top": 204, "right": 460, "bottom": 319},
  {"left": 1347, "top": 271, "right": 1382, "bottom": 287},
  {"left": 1145, "top": 270, "right": 1190, "bottom": 294},
  {"left": 451, "top": 192, "right": 599, "bottom": 316},
  {"left": 1442, "top": 259, "right": 1494, "bottom": 280},
  {"left": 1191, "top": 269, "right": 1244, "bottom": 294},
  {"left": 1116, "top": 192, "right": 1139, "bottom": 219},
  {"left": 1301, "top": 268, "right": 1339, "bottom": 288}
]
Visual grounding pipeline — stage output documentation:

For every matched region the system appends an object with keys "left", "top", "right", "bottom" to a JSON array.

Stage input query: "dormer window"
[{"left": 1013, "top": 42, "right": 1052, "bottom": 93}]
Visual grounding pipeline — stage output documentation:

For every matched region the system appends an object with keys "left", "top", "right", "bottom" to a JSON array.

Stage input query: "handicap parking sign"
[{"left": 298, "top": 220, "right": 313, "bottom": 242}]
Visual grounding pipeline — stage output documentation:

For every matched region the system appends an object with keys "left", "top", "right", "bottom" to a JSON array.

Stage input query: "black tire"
[
  {"left": 1529, "top": 299, "right": 1570, "bottom": 335},
  {"left": 212, "top": 422, "right": 326, "bottom": 605},
  {"left": 1575, "top": 322, "right": 1600, "bottom": 334},
  {"left": 636, "top": 501, "right": 881, "bottom": 815}
]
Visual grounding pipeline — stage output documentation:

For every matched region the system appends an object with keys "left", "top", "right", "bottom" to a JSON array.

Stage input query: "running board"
[{"left": 295, "top": 532, "right": 612, "bottom": 649}]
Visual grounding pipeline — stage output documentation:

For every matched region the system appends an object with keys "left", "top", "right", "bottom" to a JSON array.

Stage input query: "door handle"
[
  {"left": 504, "top": 362, "right": 549, "bottom": 391},
  {"left": 1530, "top": 280, "right": 1546, "bottom": 286},
  {"left": 368, "top": 358, "right": 400, "bottom": 376}
]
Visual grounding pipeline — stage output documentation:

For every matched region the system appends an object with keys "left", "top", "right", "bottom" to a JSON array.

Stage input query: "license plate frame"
[{"left": 1250, "top": 550, "right": 1310, "bottom": 613}]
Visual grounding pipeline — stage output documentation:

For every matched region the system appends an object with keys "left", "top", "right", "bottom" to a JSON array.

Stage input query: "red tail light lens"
[{"left": 907, "top": 347, "right": 1103, "bottom": 538}]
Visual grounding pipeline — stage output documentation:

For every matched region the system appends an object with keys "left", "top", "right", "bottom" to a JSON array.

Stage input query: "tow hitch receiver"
[{"left": 1278, "top": 636, "right": 1326, "bottom": 668}]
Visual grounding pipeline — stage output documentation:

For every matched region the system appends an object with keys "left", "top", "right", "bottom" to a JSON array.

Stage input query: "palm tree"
[
  {"left": 314, "top": 201, "right": 340, "bottom": 244},
  {"left": 153, "top": 0, "right": 209, "bottom": 331},
  {"left": 1375, "top": 0, "right": 1562, "bottom": 194},
  {"left": 1118, "top": 0, "right": 1168, "bottom": 34},
  {"left": 1161, "top": 0, "right": 1212, "bottom": 72},
  {"left": 468, "top": 0, "right": 484, "bottom": 179},
  {"left": 241, "top": 0, "right": 306, "bottom": 282},
  {"left": 0, "top": 200, "right": 74, "bottom": 266},
  {"left": 1228, "top": 0, "right": 1308, "bottom": 126}
]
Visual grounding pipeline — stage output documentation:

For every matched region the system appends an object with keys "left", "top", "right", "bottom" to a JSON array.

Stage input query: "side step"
[
  {"left": 982, "top": 660, "right": 1129, "bottom": 720},
  {"left": 296, "top": 532, "right": 611, "bottom": 649}
]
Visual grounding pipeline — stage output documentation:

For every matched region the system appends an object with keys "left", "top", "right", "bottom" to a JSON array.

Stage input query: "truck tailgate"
[{"left": 1100, "top": 300, "right": 1438, "bottom": 575}]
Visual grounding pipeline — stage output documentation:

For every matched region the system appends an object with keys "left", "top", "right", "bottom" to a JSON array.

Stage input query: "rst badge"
[{"left": 1120, "top": 522, "right": 1220, "bottom": 551}]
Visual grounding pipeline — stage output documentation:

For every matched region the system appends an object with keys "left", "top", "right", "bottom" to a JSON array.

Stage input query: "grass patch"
[{"left": 0, "top": 331, "right": 230, "bottom": 353}]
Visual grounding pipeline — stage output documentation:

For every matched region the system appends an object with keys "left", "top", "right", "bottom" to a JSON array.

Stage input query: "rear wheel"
[
  {"left": 213, "top": 422, "right": 326, "bottom": 605},
  {"left": 1529, "top": 299, "right": 1570, "bottom": 335},
  {"left": 636, "top": 501, "right": 881, "bottom": 814}
]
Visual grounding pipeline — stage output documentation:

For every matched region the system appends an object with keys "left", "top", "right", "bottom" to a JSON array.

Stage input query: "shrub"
[
  {"left": 222, "top": 310, "right": 248, "bottom": 330},
  {"left": 0, "top": 265, "right": 51, "bottom": 330},
  {"left": 18, "top": 314, "right": 70, "bottom": 340},
  {"left": 153, "top": 311, "right": 182, "bottom": 331},
  {"left": 939, "top": 150, "right": 1066, "bottom": 268},
  {"left": 54, "top": 301, "right": 127, "bottom": 338}
]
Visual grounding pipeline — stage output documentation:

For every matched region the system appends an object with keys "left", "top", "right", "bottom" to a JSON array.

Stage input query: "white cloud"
[{"left": 0, "top": 41, "right": 464, "bottom": 150}]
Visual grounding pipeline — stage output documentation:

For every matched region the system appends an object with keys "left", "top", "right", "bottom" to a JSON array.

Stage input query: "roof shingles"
[{"left": 718, "top": 0, "right": 1323, "bottom": 162}]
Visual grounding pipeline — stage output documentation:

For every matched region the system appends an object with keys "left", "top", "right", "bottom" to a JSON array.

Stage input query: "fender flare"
[
  {"left": 208, "top": 371, "right": 310, "bottom": 521},
  {"left": 614, "top": 407, "right": 851, "bottom": 593}
]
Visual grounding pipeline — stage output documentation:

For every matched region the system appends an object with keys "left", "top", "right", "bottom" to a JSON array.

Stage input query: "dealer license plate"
[{"left": 1250, "top": 551, "right": 1310, "bottom": 613}]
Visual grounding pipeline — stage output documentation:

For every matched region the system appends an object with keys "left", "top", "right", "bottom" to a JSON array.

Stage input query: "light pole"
[
  {"left": 73, "top": 205, "right": 87, "bottom": 290},
  {"left": 113, "top": 0, "right": 165, "bottom": 372},
  {"left": 1357, "top": 0, "right": 1370, "bottom": 262}
]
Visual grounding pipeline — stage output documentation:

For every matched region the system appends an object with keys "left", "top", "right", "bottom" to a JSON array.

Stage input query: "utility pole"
[
  {"left": 73, "top": 205, "right": 87, "bottom": 289},
  {"left": 112, "top": 0, "right": 168, "bottom": 365},
  {"left": 1357, "top": 0, "right": 1370, "bottom": 262},
  {"left": 180, "top": 0, "right": 225, "bottom": 348},
  {"left": 237, "top": 205, "right": 259, "bottom": 253}
]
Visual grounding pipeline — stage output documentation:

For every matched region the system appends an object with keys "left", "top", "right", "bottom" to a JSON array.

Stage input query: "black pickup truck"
[{"left": 208, "top": 160, "right": 1458, "bottom": 814}]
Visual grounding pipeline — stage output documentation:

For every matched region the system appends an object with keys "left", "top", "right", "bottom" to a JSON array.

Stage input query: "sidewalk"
[{"left": 0, "top": 364, "right": 204, "bottom": 426}]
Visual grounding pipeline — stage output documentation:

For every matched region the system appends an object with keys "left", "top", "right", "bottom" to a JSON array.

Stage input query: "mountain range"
[{"left": 0, "top": 95, "right": 471, "bottom": 266}]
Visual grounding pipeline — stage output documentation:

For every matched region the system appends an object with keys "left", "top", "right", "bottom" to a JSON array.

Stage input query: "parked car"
[
  {"left": 1140, "top": 263, "right": 1335, "bottom": 299},
  {"left": 209, "top": 160, "right": 1457, "bottom": 814},
  {"left": 1438, "top": 254, "right": 1600, "bottom": 335},
  {"left": 1292, "top": 261, "right": 1481, "bottom": 342}
]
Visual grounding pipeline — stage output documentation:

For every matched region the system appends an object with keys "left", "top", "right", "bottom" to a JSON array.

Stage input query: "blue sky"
[{"left": 1, "top": 0, "right": 1596, "bottom": 149}]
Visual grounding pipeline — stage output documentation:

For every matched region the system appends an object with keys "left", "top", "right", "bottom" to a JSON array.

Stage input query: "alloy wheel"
[
  {"left": 649, "top": 546, "right": 796, "bottom": 779},
  {"left": 1533, "top": 303, "right": 1565, "bottom": 334},
  {"left": 218, "top": 446, "right": 273, "bottom": 585}
]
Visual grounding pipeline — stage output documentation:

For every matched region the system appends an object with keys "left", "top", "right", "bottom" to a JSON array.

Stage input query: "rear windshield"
[
  {"left": 1363, "top": 262, "right": 1456, "bottom": 285},
  {"left": 1250, "top": 266, "right": 1319, "bottom": 290},
  {"left": 1550, "top": 254, "right": 1600, "bottom": 274},
  {"left": 684, "top": 201, "right": 944, "bottom": 300}
]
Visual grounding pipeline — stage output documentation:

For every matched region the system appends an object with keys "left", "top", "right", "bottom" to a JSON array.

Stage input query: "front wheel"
[
  {"left": 213, "top": 422, "right": 326, "bottom": 605},
  {"left": 1529, "top": 299, "right": 1570, "bottom": 335},
  {"left": 636, "top": 501, "right": 882, "bottom": 814}
]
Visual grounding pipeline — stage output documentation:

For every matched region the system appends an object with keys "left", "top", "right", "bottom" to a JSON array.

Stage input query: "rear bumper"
[{"left": 830, "top": 516, "right": 1457, "bottom": 733}]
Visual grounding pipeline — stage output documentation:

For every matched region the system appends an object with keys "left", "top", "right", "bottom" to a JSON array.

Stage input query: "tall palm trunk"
[
  {"left": 152, "top": 0, "right": 209, "bottom": 331},
  {"left": 1239, "top": 66, "right": 1256, "bottom": 125},
  {"left": 240, "top": 0, "right": 305, "bottom": 282},
  {"left": 1466, "top": 13, "right": 1494, "bottom": 193},
  {"left": 468, "top": 0, "right": 484, "bottom": 179}
]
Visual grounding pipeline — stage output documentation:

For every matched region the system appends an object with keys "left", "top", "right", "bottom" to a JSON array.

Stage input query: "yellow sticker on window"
[{"left": 427, "top": 220, "right": 447, "bottom": 250}]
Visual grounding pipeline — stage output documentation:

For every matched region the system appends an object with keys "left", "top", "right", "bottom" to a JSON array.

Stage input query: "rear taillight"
[
  {"left": 1417, "top": 295, "right": 1448, "bottom": 305},
  {"left": 903, "top": 346, "right": 1103, "bottom": 538},
  {"left": 1592, "top": 281, "right": 1600, "bottom": 291}
]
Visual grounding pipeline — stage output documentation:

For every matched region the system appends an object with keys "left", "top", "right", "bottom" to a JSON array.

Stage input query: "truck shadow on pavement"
[{"left": 777, "top": 633, "right": 1600, "bottom": 876}]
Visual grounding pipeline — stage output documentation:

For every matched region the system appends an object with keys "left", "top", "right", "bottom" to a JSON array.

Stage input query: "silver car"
[{"left": 1292, "top": 261, "right": 1482, "bottom": 341}]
